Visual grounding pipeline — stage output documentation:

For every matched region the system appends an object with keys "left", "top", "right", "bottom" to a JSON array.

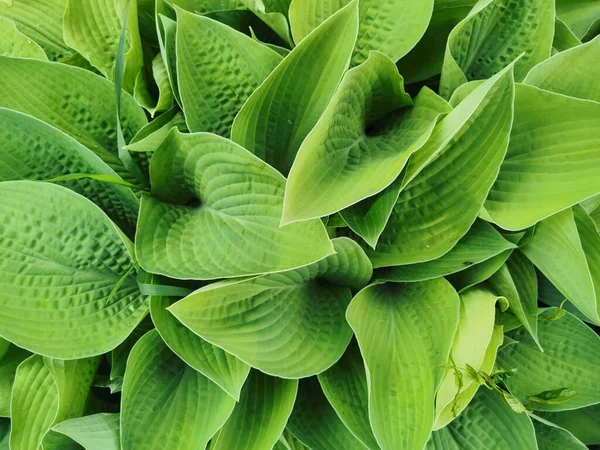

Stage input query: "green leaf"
[
  {"left": 283, "top": 52, "right": 449, "bottom": 225},
  {"left": 0, "top": 0, "right": 72, "bottom": 61},
  {"left": 240, "top": 0, "right": 292, "bottom": 45},
  {"left": 497, "top": 309, "right": 600, "bottom": 411},
  {"left": 121, "top": 330, "right": 236, "bottom": 450},
  {"left": 0, "top": 16, "right": 46, "bottom": 58},
  {"left": 212, "top": 370, "right": 297, "bottom": 450},
  {"left": 532, "top": 416, "right": 587, "bottom": 450},
  {"left": 136, "top": 130, "right": 334, "bottom": 280},
  {"left": 489, "top": 250, "right": 541, "bottom": 348},
  {"left": 539, "top": 404, "right": 600, "bottom": 445},
  {"left": 289, "top": 0, "right": 434, "bottom": 66},
  {"left": 556, "top": 0, "right": 600, "bottom": 39},
  {"left": 287, "top": 377, "right": 366, "bottom": 450},
  {"left": 376, "top": 220, "right": 516, "bottom": 282},
  {"left": 134, "top": 53, "right": 174, "bottom": 117},
  {"left": 448, "top": 249, "right": 513, "bottom": 292},
  {"left": 440, "top": 0, "right": 554, "bottom": 97},
  {"left": 434, "top": 288, "right": 505, "bottom": 429},
  {"left": 53, "top": 414, "right": 121, "bottom": 450},
  {"left": 0, "top": 181, "right": 148, "bottom": 358},
  {"left": 317, "top": 341, "right": 379, "bottom": 450},
  {"left": 525, "top": 35, "right": 600, "bottom": 102},
  {"left": 109, "top": 316, "right": 154, "bottom": 382},
  {"left": 156, "top": 11, "right": 180, "bottom": 106},
  {"left": 346, "top": 279, "right": 460, "bottom": 450},
  {"left": 552, "top": 18, "right": 582, "bottom": 53},
  {"left": 485, "top": 85, "right": 600, "bottom": 230},
  {"left": 169, "top": 238, "right": 367, "bottom": 378},
  {"left": 0, "top": 344, "right": 30, "bottom": 417},
  {"left": 231, "top": 0, "right": 359, "bottom": 174},
  {"left": 150, "top": 295, "right": 250, "bottom": 400},
  {"left": 366, "top": 63, "right": 515, "bottom": 267},
  {"left": 64, "top": 0, "right": 144, "bottom": 93},
  {"left": 521, "top": 207, "right": 600, "bottom": 324},
  {"left": 0, "top": 57, "right": 147, "bottom": 184},
  {"left": 126, "top": 111, "right": 188, "bottom": 154},
  {"left": 426, "top": 387, "right": 537, "bottom": 450},
  {"left": 0, "top": 107, "right": 139, "bottom": 236},
  {"left": 176, "top": 8, "right": 282, "bottom": 136},
  {"left": 528, "top": 388, "right": 580, "bottom": 405}
]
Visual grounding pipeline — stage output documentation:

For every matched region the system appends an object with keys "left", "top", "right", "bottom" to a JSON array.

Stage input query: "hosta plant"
[{"left": 0, "top": 0, "right": 600, "bottom": 449}]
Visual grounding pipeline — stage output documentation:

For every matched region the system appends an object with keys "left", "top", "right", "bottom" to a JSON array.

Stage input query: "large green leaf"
[
  {"left": 556, "top": 0, "right": 600, "bottom": 39},
  {"left": 53, "top": 414, "right": 120, "bottom": 450},
  {"left": 231, "top": 0, "right": 358, "bottom": 174},
  {"left": 346, "top": 279, "right": 460, "bottom": 450},
  {"left": 525, "top": 35, "right": 600, "bottom": 102},
  {"left": 426, "top": 388, "right": 538, "bottom": 450},
  {"left": 0, "top": 16, "right": 46, "bottom": 58},
  {"left": 0, "top": 181, "right": 148, "bottom": 358},
  {"left": 521, "top": 208, "right": 600, "bottom": 324},
  {"left": 282, "top": 52, "right": 449, "bottom": 225},
  {"left": 440, "top": 0, "right": 554, "bottom": 97},
  {"left": 317, "top": 341, "right": 379, "bottom": 450},
  {"left": 150, "top": 295, "right": 250, "bottom": 400},
  {"left": 552, "top": 18, "right": 582, "bottom": 53},
  {"left": 212, "top": 370, "right": 297, "bottom": 450},
  {"left": 287, "top": 377, "right": 366, "bottom": 450},
  {"left": 0, "top": 57, "right": 147, "bottom": 183},
  {"left": 121, "top": 330, "right": 236, "bottom": 450},
  {"left": 169, "top": 238, "right": 369, "bottom": 378},
  {"left": 539, "top": 404, "right": 600, "bottom": 445},
  {"left": 0, "top": 0, "right": 71, "bottom": 61},
  {"left": 366, "top": 63, "right": 514, "bottom": 267},
  {"left": 489, "top": 250, "right": 540, "bottom": 346},
  {"left": 497, "top": 309, "right": 600, "bottom": 411},
  {"left": 434, "top": 288, "right": 505, "bottom": 429},
  {"left": 0, "top": 345, "right": 30, "bottom": 417},
  {"left": 532, "top": 416, "right": 587, "bottom": 450},
  {"left": 375, "top": 220, "right": 516, "bottom": 282},
  {"left": 136, "top": 130, "right": 333, "bottom": 280},
  {"left": 484, "top": 85, "right": 600, "bottom": 230},
  {"left": 176, "top": 8, "right": 282, "bottom": 136},
  {"left": 289, "top": 0, "right": 433, "bottom": 66},
  {"left": 0, "top": 107, "right": 139, "bottom": 235},
  {"left": 64, "top": 0, "right": 144, "bottom": 92}
]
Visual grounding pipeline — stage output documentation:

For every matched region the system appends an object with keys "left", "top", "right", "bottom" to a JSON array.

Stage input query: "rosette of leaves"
[{"left": 0, "top": 0, "right": 599, "bottom": 449}]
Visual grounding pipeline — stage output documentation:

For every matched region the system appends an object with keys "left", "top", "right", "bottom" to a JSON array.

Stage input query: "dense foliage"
[{"left": 0, "top": 0, "right": 599, "bottom": 449}]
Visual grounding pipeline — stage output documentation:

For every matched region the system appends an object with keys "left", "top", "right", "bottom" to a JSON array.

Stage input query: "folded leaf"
[
  {"left": 283, "top": 52, "right": 449, "bottom": 224},
  {"left": 485, "top": 85, "right": 600, "bottom": 230},
  {"left": 287, "top": 377, "right": 366, "bottom": 450},
  {"left": 440, "top": 0, "right": 554, "bottom": 97},
  {"left": 240, "top": 0, "right": 292, "bottom": 44},
  {"left": 318, "top": 341, "right": 379, "bottom": 450},
  {"left": 556, "top": 0, "right": 600, "bottom": 39},
  {"left": 532, "top": 416, "right": 587, "bottom": 450},
  {"left": 0, "top": 57, "right": 147, "bottom": 183},
  {"left": 136, "top": 130, "right": 333, "bottom": 280},
  {"left": 552, "top": 18, "right": 582, "bottom": 52},
  {"left": 134, "top": 53, "right": 174, "bottom": 117},
  {"left": 52, "top": 414, "right": 120, "bottom": 450},
  {"left": 448, "top": 249, "right": 513, "bottom": 292},
  {"left": 0, "top": 345, "right": 30, "bottom": 417},
  {"left": 497, "top": 309, "right": 600, "bottom": 411},
  {"left": 176, "top": 8, "right": 282, "bottom": 135},
  {"left": 426, "top": 387, "right": 537, "bottom": 450},
  {"left": 367, "top": 63, "right": 514, "bottom": 267},
  {"left": 169, "top": 238, "right": 367, "bottom": 378},
  {"left": 347, "top": 279, "right": 460, "bottom": 450},
  {"left": 121, "top": 330, "right": 236, "bottom": 450},
  {"left": 0, "top": 181, "right": 148, "bottom": 358},
  {"left": 212, "top": 370, "right": 297, "bottom": 450},
  {"left": 539, "top": 404, "right": 600, "bottom": 445},
  {"left": 150, "top": 296, "right": 250, "bottom": 400},
  {"left": 231, "top": 0, "right": 358, "bottom": 174}
]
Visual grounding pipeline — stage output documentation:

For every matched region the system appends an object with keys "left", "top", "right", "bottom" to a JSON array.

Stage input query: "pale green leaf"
[
  {"left": 0, "top": 16, "right": 46, "bottom": 58},
  {"left": 346, "top": 279, "right": 460, "bottom": 450},
  {"left": 176, "top": 8, "right": 282, "bottom": 135},
  {"left": 485, "top": 85, "right": 600, "bottom": 230},
  {"left": 497, "top": 309, "right": 600, "bottom": 411},
  {"left": 0, "top": 57, "right": 147, "bottom": 184},
  {"left": 156, "top": 11, "right": 180, "bottom": 106},
  {"left": 532, "top": 416, "right": 587, "bottom": 450},
  {"left": 283, "top": 52, "right": 449, "bottom": 225},
  {"left": 121, "top": 330, "right": 236, "bottom": 450},
  {"left": 317, "top": 341, "right": 379, "bottom": 450},
  {"left": 136, "top": 130, "right": 334, "bottom": 280},
  {"left": 134, "top": 53, "right": 174, "bottom": 117},
  {"left": 169, "top": 238, "right": 367, "bottom": 378},
  {"left": 426, "top": 387, "right": 538, "bottom": 450},
  {"left": 212, "top": 371, "right": 297, "bottom": 450},
  {"left": 231, "top": 1, "right": 359, "bottom": 174},
  {"left": 126, "top": 110, "right": 187, "bottom": 154},
  {"left": 440, "top": 0, "right": 554, "bottom": 97},
  {"left": 287, "top": 377, "right": 366, "bottom": 450},
  {"left": 240, "top": 0, "right": 292, "bottom": 45},
  {"left": 539, "top": 404, "right": 600, "bottom": 445},
  {"left": 366, "top": 63, "right": 514, "bottom": 267},
  {"left": 0, "top": 345, "right": 30, "bottom": 417},
  {"left": 552, "top": 18, "right": 583, "bottom": 53},
  {"left": 150, "top": 295, "right": 250, "bottom": 400},
  {"left": 0, "top": 181, "right": 148, "bottom": 359},
  {"left": 556, "top": 0, "right": 600, "bottom": 39},
  {"left": 53, "top": 414, "right": 120, "bottom": 450}
]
